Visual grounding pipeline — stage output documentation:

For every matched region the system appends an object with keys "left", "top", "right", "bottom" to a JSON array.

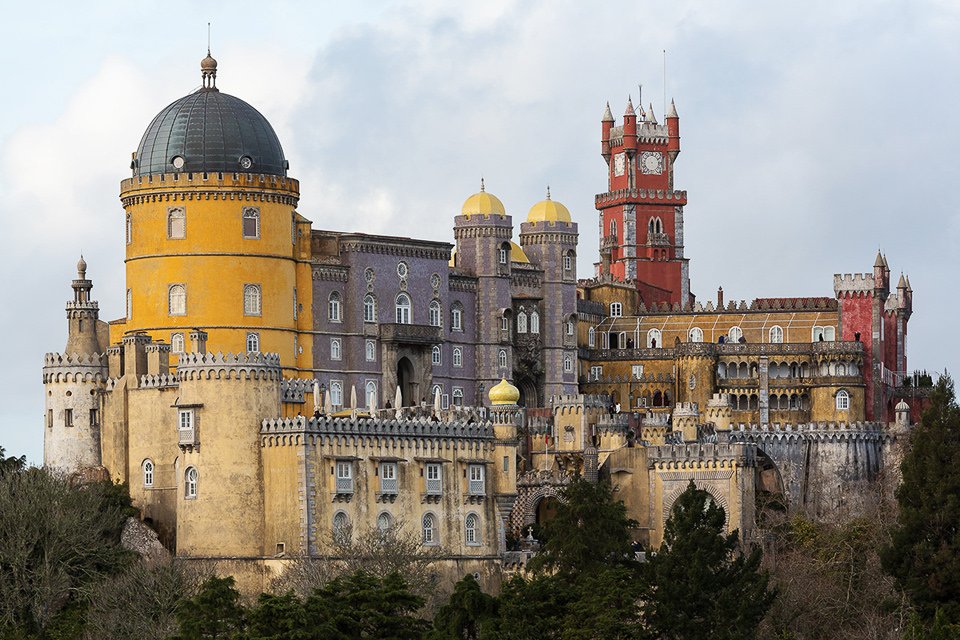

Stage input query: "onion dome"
[
  {"left": 527, "top": 186, "right": 571, "bottom": 223},
  {"left": 461, "top": 178, "right": 506, "bottom": 218},
  {"left": 488, "top": 378, "right": 520, "bottom": 406},
  {"left": 131, "top": 53, "right": 288, "bottom": 178},
  {"left": 895, "top": 399, "right": 910, "bottom": 412},
  {"left": 76, "top": 255, "right": 87, "bottom": 277},
  {"left": 509, "top": 242, "right": 530, "bottom": 263}
]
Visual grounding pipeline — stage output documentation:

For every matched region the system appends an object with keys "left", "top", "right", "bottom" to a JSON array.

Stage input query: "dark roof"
[{"left": 134, "top": 89, "right": 287, "bottom": 177}]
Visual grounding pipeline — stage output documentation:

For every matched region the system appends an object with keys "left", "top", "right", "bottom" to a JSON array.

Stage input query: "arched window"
[
  {"left": 836, "top": 363, "right": 847, "bottom": 376},
  {"left": 689, "top": 327, "right": 704, "bottom": 343},
  {"left": 530, "top": 311, "right": 540, "bottom": 334},
  {"left": 429, "top": 300, "right": 442, "bottom": 327},
  {"left": 243, "top": 284, "right": 261, "bottom": 316},
  {"left": 125, "top": 213, "right": 132, "bottom": 245},
  {"left": 395, "top": 293, "right": 411, "bottom": 324},
  {"left": 366, "top": 381, "right": 377, "bottom": 410},
  {"left": 563, "top": 251, "right": 574, "bottom": 272},
  {"left": 453, "top": 388, "right": 464, "bottom": 406},
  {"left": 566, "top": 318, "right": 575, "bottom": 336},
  {"left": 609, "top": 219, "right": 617, "bottom": 238},
  {"left": 168, "top": 284, "right": 186, "bottom": 316},
  {"left": 432, "top": 345, "right": 442, "bottom": 366},
  {"left": 328, "top": 291, "right": 342, "bottom": 322},
  {"left": 836, "top": 390, "right": 850, "bottom": 411},
  {"left": 365, "top": 340, "right": 376, "bottom": 362},
  {"left": 610, "top": 302, "right": 622, "bottom": 318},
  {"left": 377, "top": 512, "right": 392, "bottom": 533},
  {"left": 167, "top": 207, "right": 186, "bottom": 239},
  {"left": 717, "top": 363, "right": 727, "bottom": 378},
  {"left": 564, "top": 356, "right": 573, "bottom": 373},
  {"left": 769, "top": 325, "right": 784, "bottom": 343},
  {"left": 363, "top": 295, "right": 377, "bottom": 323},
  {"left": 588, "top": 326, "right": 596, "bottom": 347},
  {"left": 171, "top": 332, "right": 185, "bottom": 354},
  {"left": 498, "top": 349, "right": 508, "bottom": 370},
  {"left": 330, "top": 381, "right": 343, "bottom": 408},
  {"left": 330, "top": 338, "right": 342, "bottom": 361},
  {"left": 246, "top": 332, "right": 260, "bottom": 353},
  {"left": 451, "top": 303, "right": 463, "bottom": 331},
  {"left": 465, "top": 513, "right": 480, "bottom": 546},
  {"left": 422, "top": 513, "right": 438, "bottom": 545},
  {"left": 453, "top": 347, "right": 463, "bottom": 368},
  {"left": 333, "top": 511, "right": 351, "bottom": 544},
  {"left": 185, "top": 467, "right": 198, "bottom": 499},
  {"left": 728, "top": 326, "right": 743, "bottom": 343},
  {"left": 242, "top": 207, "right": 260, "bottom": 239},
  {"left": 143, "top": 460, "right": 154, "bottom": 487},
  {"left": 647, "top": 328, "right": 662, "bottom": 348},
  {"left": 498, "top": 243, "right": 509, "bottom": 265},
  {"left": 516, "top": 311, "right": 527, "bottom": 334}
]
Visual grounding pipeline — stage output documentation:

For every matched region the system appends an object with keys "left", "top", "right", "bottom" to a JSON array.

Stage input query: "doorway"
[{"left": 397, "top": 357, "right": 416, "bottom": 407}]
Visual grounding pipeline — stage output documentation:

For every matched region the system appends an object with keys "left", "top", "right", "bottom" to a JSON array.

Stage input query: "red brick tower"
[{"left": 596, "top": 97, "right": 691, "bottom": 307}]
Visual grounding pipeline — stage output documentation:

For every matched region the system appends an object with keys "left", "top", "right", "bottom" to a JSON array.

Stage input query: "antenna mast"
[
  {"left": 663, "top": 49, "right": 667, "bottom": 116},
  {"left": 207, "top": 22, "right": 211, "bottom": 54}
]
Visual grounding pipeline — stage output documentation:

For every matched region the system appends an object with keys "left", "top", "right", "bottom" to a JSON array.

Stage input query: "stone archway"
[
  {"left": 397, "top": 357, "right": 416, "bottom": 407},
  {"left": 662, "top": 483, "right": 730, "bottom": 531},
  {"left": 516, "top": 376, "right": 539, "bottom": 409}
]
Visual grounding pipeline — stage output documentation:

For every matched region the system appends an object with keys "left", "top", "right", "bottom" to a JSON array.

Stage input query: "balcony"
[
  {"left": 600, "top": 234, "right": 618, "bottom": 250},
  {"left": 335, "top": 477, "right": 354, "bottom": 495},
  {"left": 426, "top": 477, "right": 442, "bottom": 495},
  {"left": 648, "top": 232, "right": 670, "bottom": 246},
  {"left": 178, "top": 427, "right": 198, "bottom": 449},
  {"left": 379, "top": 323, "right": 443, "bottom": 346}
]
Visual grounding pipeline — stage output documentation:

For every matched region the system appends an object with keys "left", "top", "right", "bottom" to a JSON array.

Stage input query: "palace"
[{"left": 42, "top": 53, "right": 918, "bottom": 592}]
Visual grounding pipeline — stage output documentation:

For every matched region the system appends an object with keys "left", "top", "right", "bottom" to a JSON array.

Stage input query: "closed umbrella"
[{"left": 312, "top": 380, "right": 321, "bottom": 414}]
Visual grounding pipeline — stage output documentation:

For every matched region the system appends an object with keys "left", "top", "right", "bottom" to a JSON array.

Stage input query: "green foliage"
[
  {"left": 241, "top": 592, "right": 309, "bottom": 640},
  {"left": 479, "top": 574, "right": 571, "bottom": 640},
  {"left": 882, "top": 376, "right": 960, "bottom": 625},
  {"left": 527, "top": 478, "right": 637, "bottom": 576},
  {"left": 0, "top": 446, "right": 26, "bottom": 476},
  {"left": 175, "top": 576, "right": 245, "bottom": 640},
  {"left": 641, "top": 482, "right": 775, "bottom": 640},
  {"left": 428, "top": 574, "right": 496, "bottom": 640},
  {"left": 0, "top": 468, "right": 135, "bottom": 636}
]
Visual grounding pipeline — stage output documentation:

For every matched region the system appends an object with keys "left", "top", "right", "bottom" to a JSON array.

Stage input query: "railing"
[
  {"left": 468, "top": 478, "right": 485, "bottom": 496},
  {"left": 379, "top": 323, "right": 443, "bottom": 345},
  {"left": 380, "top": 477, "right": 398, "bottom": 494},
  {"left": 178, "top": 427, "right": 197, "bottom": 447},
  {"left": 648, "top": 232, "right": 670, "bottom": 246},
  {"left": 426, "top": 477, "right": 442, "bottom": 495},
  {"left": 600, "top": 234, "right": 618, "bottom": 250},
  {"left": 335, "top": 477, "right": 353, "bottom": 494}
]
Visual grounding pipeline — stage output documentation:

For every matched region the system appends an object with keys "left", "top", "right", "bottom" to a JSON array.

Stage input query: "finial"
[
  {"left": 546, "top": 185, "right": 551, "bottom": 200},
  {"left": 200, "top": 27, "right": 218, "bottom": 91},
  {"left": 480, "top": 177, "right": 485, "bottom": 192},
  {"left": 647, "top": 103, "right": 657, "bottom": 124},
  {"left": 667, "top": 98, "right": 678, "bottom": 118},
  {"left": 874, "top": 249, "right": 884, "bottom": 268},
  {"left": 602, "top": 101, "right": 614, "bottom": 122},
  {"left": 77, "top": 254, "right": 87, "bottom": 277},
  {"left": 624, "top": 95, "right": 635, "bottom": 116},
  {"left": 207, "top": 22, "right": 211, "bottom": 56}
]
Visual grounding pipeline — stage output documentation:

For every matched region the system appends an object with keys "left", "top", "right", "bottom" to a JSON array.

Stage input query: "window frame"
[
  {"left": 498, "top": 349, "right": 507, "bottom": 370},
  {"left": 395, "top": 293, "right": 412, "bottom": 324},
  {"left": 171, "top": 332, "right": 185, "bottom": 354},
  {"left": 465, "top": 513, "right": 480, "bottom": 546},
  {"left": 610, "top": 302, "right": 622, "bottom": 318},
  {"left": 563, "top": 356, "right": 573, "bottom": 373},
  {"left": 689, "top": 327, "right": 704, "bottom": 343},
  {"left": 363, "top": 294, "right": 377, "bottom": 323},
  {"left": 184, "top": 466, "right": 198, "bottom": 499},
  {"left": 330, "top": 338, "right": 342, "bottom": 361},
  {"left": 167, "top": 206, "right": 186, "bottom": 239},
  {"left": 242, "top": 206, "right": 260, "bottom": 239},
  {"left": 243, "top": 284, "right": 262, "bottom": 316},
  {"left": 451, "top": 304, "right": 463, "bottom": 331},
  {"left": 168, "top": 283, "right": 187, "bottom": 316},
  {"left": 431, "top": 345, "right": 442, "bottom": 366},
  {"left": 452, "top": 346, "right": 463, "bottom": 368},
  {"left": 647, "top": 328, "right": 662, "bottom": 348},
  {"left": 728, "top": 326, "right": 743, "bottom": 342},
  {"left": 330, "top": 381, "right": 343, "bottom": 409},
  {"left": 769, "top": 325, "right": 784, "bottom": 344},
  {"left": 836, "top": 389, "right": 850, "bottom": 411},
  {"left": 530, "top": 310, "right": 540, "bottom": 334},
  {"left": 365, "top": 339, "right": 376, "bottom": 362},
  {"left": 429, "top": 300, "right": 442, "bottom": 327},
  {"left": 328, "top": 291, "right": 342, "bottom": 323},
  {"left": 143, "top": 459, "right": 154, "bottom": 488},
  {"left": 246, "top": 332, "right": 260, "bottom": 353}
]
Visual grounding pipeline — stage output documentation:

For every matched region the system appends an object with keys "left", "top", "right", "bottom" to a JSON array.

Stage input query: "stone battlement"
[
  {"left": 673, "top": 402, "right": 699, "bottom": 416},
  {"left": 730, "top": 421, "right": 895, "bottom": 443},
  {"left": 280, "top": 378, "right": 316, "bottom": 403},
  {"left": 138, "top": 374, "right": 179, "bottom": 389},
  {"left": 648, "top": 442, "right": 757, "bottom": 469},
  {"left": 43, "top": 352, "right": 106, "bottom": 368},
  {"left": 834, "top": 273, "right": 874, "bottom": 296},
  {"left": 260, "top": 415, "right": 495, "bottom": 446},
  {"left": 551, "top": 393, "right": 610, "bottom": 410},
  {"left": 177, "top": 351, "right": 283, "bottom": 381},
  {"left": 120, "top": 171, "right": 299, "bottom": 194}
]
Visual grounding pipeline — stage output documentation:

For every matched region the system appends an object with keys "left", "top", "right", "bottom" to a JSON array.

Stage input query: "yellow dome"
[
  {"left": 510, "top": 242, "right": 530, "bottom": 264},
  {"left": 461, "top": 180, "right": 506, "bottom": 218},
  {"left": 488, "top": 378, "right": 520, "bottom": 406},
  {"left": 527, "top": 189, "right": 571, "bottom": 223}
]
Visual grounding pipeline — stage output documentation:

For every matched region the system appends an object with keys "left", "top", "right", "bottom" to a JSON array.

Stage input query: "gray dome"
[{"left": 133, "top": 89, "right": 287, "bottom": 177}]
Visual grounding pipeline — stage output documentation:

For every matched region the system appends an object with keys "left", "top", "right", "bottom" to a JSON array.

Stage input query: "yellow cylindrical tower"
[{"left": 112, "top": 54, "right": 312, "bottom": 375}]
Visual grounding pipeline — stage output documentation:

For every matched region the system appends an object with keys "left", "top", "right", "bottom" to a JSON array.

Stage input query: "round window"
[
  {"left": 397, "top": 262, "right": 408, "bottom": 278},
  {"left": 364, "top": 268, "right": 375, "bottom": 283},
  {"left": 431, "top": 273, "right": 441, "bottom": 289}
]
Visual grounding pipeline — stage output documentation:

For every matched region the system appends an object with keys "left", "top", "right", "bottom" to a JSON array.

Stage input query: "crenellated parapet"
[
  {"left": 177, "top": 351, "right": 282, "bottom": 381},
  {"left": 647, "top": 442, "right": 757, "bottom": 470},
  {"left": 834, "top": 273, "right": 874, "bottom": 298},
  {"left": 42, "top": 352, "right": 108, "bottom": 384},
  {"left": 280, "top": 378, "right": 316, "bottom": 403},
  {"left": 731, "top": 421, "right": 894, "bottom": 444},
  {"left": 260, "top": 415, "right": 495, "bottom": 448},
  {"left": 138, "top": 374, "right": 179, "bottom": 389},
  {"left": 119, "top": 171, "right": 300, "bottom": 207}
]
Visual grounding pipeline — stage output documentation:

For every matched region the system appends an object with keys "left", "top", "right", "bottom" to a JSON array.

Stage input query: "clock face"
[
  {"left": 640, "top": 151, "right": 663, "bottom": 175},
  {"left": 613, "top": 153, "right": 626, "bottom": 176}
]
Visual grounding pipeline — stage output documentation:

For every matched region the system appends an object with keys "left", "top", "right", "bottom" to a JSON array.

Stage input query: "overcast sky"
[{"left": 2, "top": 0, "right": 957, "bottom": 463}]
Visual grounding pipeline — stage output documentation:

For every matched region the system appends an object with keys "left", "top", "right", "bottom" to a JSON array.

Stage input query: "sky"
[{"left": 1, "top": 0, "right": 958, "bottom": 463}]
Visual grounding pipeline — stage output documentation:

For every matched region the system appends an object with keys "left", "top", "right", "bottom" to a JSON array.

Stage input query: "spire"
[
  {"left": 897, "top": 273, "right": 907, "bottom": 289},
  {"left": 874, "top": 249, "right": 884, "bottom": 268},
  {"left": 546, "top": 185, "right": 551, "bottom": 200},
  {"left": 624, "top": 96, "right": 635, "bottom": 116},
  {"left": 647, "top": 103, "right": 657, "bottom": 124},
  {"left": 200, "top": 32, "right": 218, "bottom": 91},
  {"left": 480, "top": 177, "right": 485, "bottom": 192},
  {"left": 905, "top": 275, "right": 912, "bottom": 292},
  {"left": 602, "top": 102, "right": 614, "bottom": 122},
  {"left": 667, "top": 98, "right": 678, "bottom": 118},
  {"left": 883, "top": 253, "right": 889, "bottom": 268},
  {"left": 77, "top": 254, "right": 87, "bottom": 278}
]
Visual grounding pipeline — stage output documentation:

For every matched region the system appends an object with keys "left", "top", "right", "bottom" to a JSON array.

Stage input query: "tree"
[
  {"left": 428, "top": 574, "right": 497, "bottom": 640},
  {"left": 641, "top": 482, "right": 775, "bottom": 640},
  {"left": 0, "top": 446, "right": 25, "bottom": 476},
  {"left": 84, "top": 560, "right": 201, "bottom": 640},
  {"left": 302, "top": 570, "right": 430, "bottom": 639},
  {"left": 527, "top": 478, "right": 637, "bottom": 576},
  {"left": 175, "top": 575, "right": 245, "bottom": 639},
  {"left": 241, "top": 592, "right": 309, "bottom": 640},
  {"left": 882, "top": 375, "right": 960, "bottom": 627},
  {"left": 0, "top": 469, "right": 135, "bottom": 635}
]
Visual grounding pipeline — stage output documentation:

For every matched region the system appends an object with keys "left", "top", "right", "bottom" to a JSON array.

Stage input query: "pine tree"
[
  {"left": 175, "top": 575, "right": 246, "bottom": 639},
  {"left": 882, "top": 375, "right": 960, "bottom": 626},
  {"left": 428, "top": 574, "right": 497, "bottom": 639},
  {"left": 640, "top": 482, "right": 774, "bottom": 640}
]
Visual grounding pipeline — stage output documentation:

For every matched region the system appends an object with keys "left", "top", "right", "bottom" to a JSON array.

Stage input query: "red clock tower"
[{"left": 596, "top": 97, "right": 691, "bottom": 307}]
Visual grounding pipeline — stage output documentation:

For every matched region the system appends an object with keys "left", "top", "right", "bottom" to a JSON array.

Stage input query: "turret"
[
  {"left": 666, "top": 99, "right": 680, "bottom": 165},
  {"left": 601, "top": 102, "right": 614, "bottom": 160},
  {"left": 622, "top": 97, "right": 638, "bottom": 153},
  {"left": 672, "top": 402, "right": 700, "bottom": 443},
  {"left": 872, "top": 251, "right": 889, "bottom": 296},
  {"left": 488, "top": 379, "right": 520, "bottom": 553},
  {"left": 65, "top": 256, "right": 102, "bottom": 356},
  {"left": 895, "top": 399, "right": 910, "bottom": 431}
]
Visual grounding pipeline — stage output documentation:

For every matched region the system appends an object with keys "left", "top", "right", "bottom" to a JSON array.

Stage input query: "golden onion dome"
[
  {"left": 509, "top": 242, "right": 530, "bottom": 263},
  {"left": 488, "top": 378, "right": 521, "bottom": 406},
  {"left": 461, "top": 179, "right": 506, "bottom": 218},
  {"left": 527, "top": 187, "right": 571, "bottom": 223}
]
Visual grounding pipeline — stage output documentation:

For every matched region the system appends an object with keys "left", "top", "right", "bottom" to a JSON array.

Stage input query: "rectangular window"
[
  {"left": 126, "top": 289, "right": 132, "bottom": 320},
  {"left": 425, "top": 463, "right": 442, "bottom": 495},
  {"left": 47, "top": 409, "right": 53, "bottom": 429},
  {"left": 453, "top": 347, "right": 462, "bottom": 368},
  {"left": 64, "top": 408, "right": 73, "bottom": 428},
  {"left": 336, "top": 461, "right": 353, "bottom": 494},
  {"left": 293, "top": 288, "right": 298, "bottom": 320},
  {"left": 452, "top": 308, "right": 463, "bottom": 331},
  {"left": 330, "top": 381, "right": 343, "bottom": 408},
  {"left": 379, "top": 462, "right": 398, "bottom": 494},
  {"left": 242, "top": 206, "right": 260, "bottom": 239},
  {"left": 632, "top": 364, "right": 644, "bottom": 380},
  {"left": 89, "top": 408, "right": 100, "bottom": 427},
  {"left": 498, "top": 247, "right": 508, "bottom": 264},
  {"left": 503, "top": 456, "right": 509, "bottom": 472},
  {"left": 178, "top": 409, "right": 193, "bottom": 431},
  {"left": 441, "top": 394, "right": 449, "bottom": 410},
  {"left": 167, "top": 206, "right": 186, "bottom": 239},
  {"left": 564, "top": 255, "right": 572, "bottom": 271},
  {"left": 468, "top": 464, "right": 485, "bottom": 495},
  {"left": 452, "top": 388, "right": 464, "bottom": 406},
  {"left": 590, "top": 366, "right": 603, "bottom": 381}
]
